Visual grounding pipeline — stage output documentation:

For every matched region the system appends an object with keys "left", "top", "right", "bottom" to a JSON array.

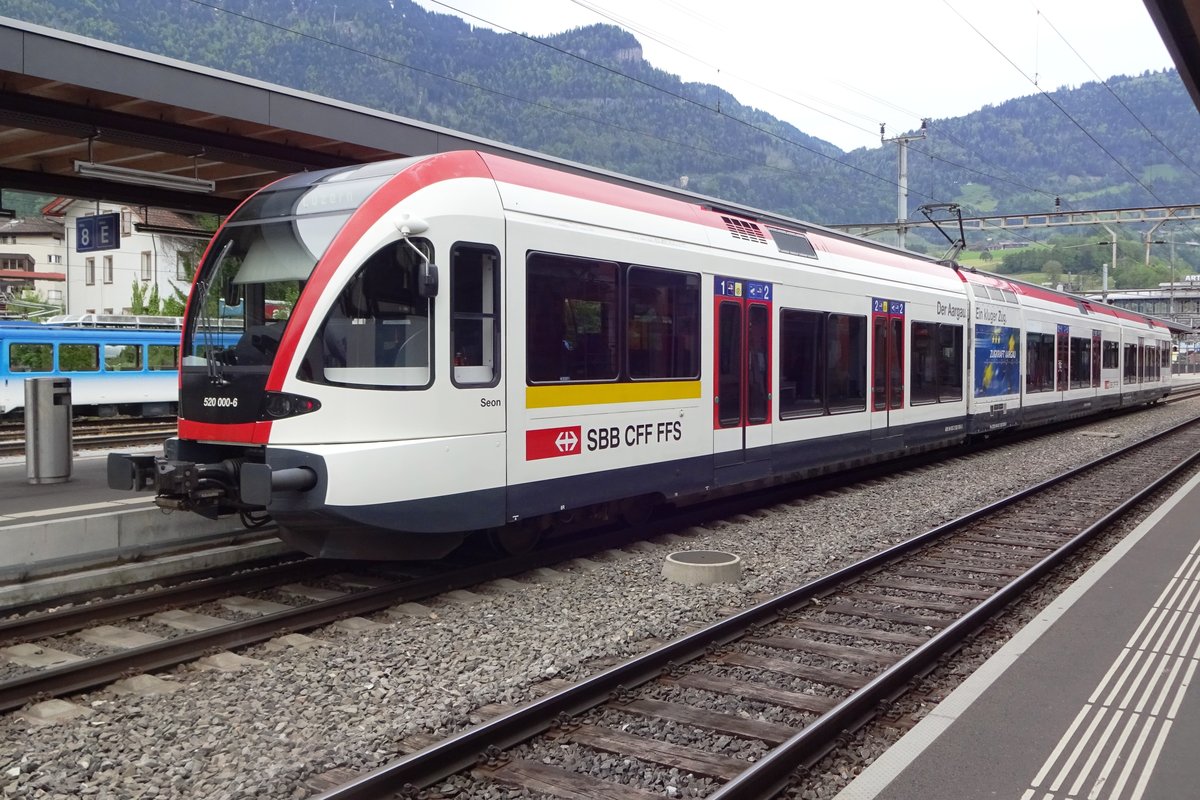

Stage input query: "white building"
[
  {"left": 41, "top": 198, "right": 209, "bottom": 315},
  {"left": 0, "top": 217, "right": 66, "bottom": 315}
]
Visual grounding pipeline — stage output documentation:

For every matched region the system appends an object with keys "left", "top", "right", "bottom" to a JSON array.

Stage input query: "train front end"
[{"left": 109, "top": 154, "right": 488, "bottom": 558}]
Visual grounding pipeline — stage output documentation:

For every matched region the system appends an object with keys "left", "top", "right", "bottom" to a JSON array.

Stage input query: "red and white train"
[{"left": 109, "top": 151, "right": 1175, "bottom": 559}]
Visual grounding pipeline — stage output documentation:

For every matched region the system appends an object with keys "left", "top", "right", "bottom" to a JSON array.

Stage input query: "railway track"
[
  {"left": 0, "top": 400, "right": 1197, "bottom": 798},
  {"left": 0, "top": 515, "right": 679, "bottom": 713},
  {"left": 0, "top": 418, "right": 175, "bottom": 456},
  {"left": 300, "top": 414, "right": 1200, "bottom": 800},
  {"left": 2, "top": 404, "right": 1197, "bottom": 722},
  {"left": 1, "top": 399, "right": 1192, "bottom": 717}
]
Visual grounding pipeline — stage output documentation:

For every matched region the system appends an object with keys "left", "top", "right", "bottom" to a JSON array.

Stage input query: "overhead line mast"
[{"left": 881, "top": 119, "right": 929, "bottom": 250}]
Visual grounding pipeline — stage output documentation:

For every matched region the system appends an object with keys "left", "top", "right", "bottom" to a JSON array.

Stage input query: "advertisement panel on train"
[{"left": 973, "top": 324, "right": 1021, "bottom": 397}]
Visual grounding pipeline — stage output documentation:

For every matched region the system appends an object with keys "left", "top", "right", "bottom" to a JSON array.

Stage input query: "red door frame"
[{"left": 713, "top": 277, "right": 772, "bottom": 431}]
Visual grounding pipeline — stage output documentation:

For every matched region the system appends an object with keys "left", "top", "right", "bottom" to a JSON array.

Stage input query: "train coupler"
[{"left": 107, "top": 453, "right": 158, "bottom": 492}]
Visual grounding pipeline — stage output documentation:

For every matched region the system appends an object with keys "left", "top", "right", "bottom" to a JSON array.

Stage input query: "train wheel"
[
  {"left": 619, "top": 494, "right": 659, "bottom": 526},
  {"left": 487, "top": 524, "right": 542, "bottom": 556}
]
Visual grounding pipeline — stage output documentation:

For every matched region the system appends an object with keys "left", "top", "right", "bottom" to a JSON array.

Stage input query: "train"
[
  {"left": 107, "top": 150, "right": 1176, "bottom": 559},
  {"left": 0, "top": 317, "right": 185, "bottom": 418},
  {"left": 0, "top": 316, "right": 244, "bottom": 418}
]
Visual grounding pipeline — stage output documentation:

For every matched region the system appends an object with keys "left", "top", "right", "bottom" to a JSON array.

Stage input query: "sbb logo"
[{"left": 526, "top": 426, "right": 582, "bottom": 460}]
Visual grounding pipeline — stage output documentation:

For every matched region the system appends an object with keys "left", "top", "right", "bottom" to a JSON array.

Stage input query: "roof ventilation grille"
[{"left": 722, "top": 216, "right": 767, "bottom": 244}]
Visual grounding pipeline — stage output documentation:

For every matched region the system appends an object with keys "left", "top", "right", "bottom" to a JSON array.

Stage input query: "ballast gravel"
[{"left": 2, "top": 398, "right": 1199, "bottom": 799}]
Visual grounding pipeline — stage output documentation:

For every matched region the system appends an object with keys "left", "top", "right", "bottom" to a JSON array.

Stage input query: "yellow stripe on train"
[{"left": 526, "top": 380, "right": 702, "bottom": 408}]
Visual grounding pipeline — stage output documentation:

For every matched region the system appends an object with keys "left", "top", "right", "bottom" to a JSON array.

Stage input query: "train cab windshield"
[{"left": 179, "top": 161, "right": 409, "bottom": 422}]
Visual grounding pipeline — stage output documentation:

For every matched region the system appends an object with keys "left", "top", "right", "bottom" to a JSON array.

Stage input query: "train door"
[
  {"left": 870, "top": 298, "right": 904, "bottom": 447},
  {"left": 713, "top": 276, "right": 772, "bottom": 482},
  {"left": 1056, "top": 324, "right": 1069, "bottom": 394}
]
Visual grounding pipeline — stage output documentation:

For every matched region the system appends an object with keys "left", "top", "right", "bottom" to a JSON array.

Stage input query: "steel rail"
[
  {"left": 0, "top": 518, "right": 667, "bottom": 713},
  {"left": 709, "top": 436, "right": 1200, "bottom": 798},
  {"left": 311, "top": 415, "right": 1200, "bottom": 799},
  {"left": 0, "top": 555, "right": 324, "bottom": 645}
]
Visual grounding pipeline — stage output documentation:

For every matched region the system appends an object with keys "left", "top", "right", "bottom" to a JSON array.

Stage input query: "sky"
[{"left": 411, "top": 0, "right": 1176, "bottom": 152}]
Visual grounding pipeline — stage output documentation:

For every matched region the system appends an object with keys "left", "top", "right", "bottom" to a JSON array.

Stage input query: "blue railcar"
[{"left": 0, "top": 321, "right": 184, "bottom": 417}]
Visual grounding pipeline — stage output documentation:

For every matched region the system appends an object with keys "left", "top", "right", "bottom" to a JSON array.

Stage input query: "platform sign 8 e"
[{"left": 76, "top": 213, "right": 121, "bottom": 253}]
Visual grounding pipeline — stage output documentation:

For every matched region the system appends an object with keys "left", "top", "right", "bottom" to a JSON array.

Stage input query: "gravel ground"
[{"left": 1, "top": 398, "right": 1198, "bottom": 800}]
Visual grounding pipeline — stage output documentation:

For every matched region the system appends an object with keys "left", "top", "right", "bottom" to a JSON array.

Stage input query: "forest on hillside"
[{"left": 6, "top": 0, "right": 1200, "bottom": 285}]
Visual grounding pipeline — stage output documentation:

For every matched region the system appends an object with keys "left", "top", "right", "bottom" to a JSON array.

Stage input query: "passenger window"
[
  {"left": 779, "top": 309, "right": 824, "bottom": 418},
  {"left": 104, "top": 344, "right": 142, "bottom": 371},
  {"left": 1069, "top": 337, "right": 1090, "bottom": 389},
  {"left": 1124, "top": 343, "right": 1138, "bottom": 384},
  {"left": 827, "top": 313, "right": 867, "bottom": 413},
  {"left": 627, "top": 266, "right": 700, "bottom": 380},
  {"left": 303, "top": 238, "right": 433, "bottom": 388},
  {"left": 451, "top": 244, "right": 500, "bottom": 387},
  {"left": 9, "top": 343, "right": 52, "bottom": 373},
  {"left": 1103, "top": 341, "right": 1119, "bottom": 369},
  {"left": 148, "top": 345, "right": 179, "bottom": 371},
  {"left": 60, "top": 344, "right": 99, "bottom": 372},
  {"left": 911, "top": 322, "right": 963, "bottom": 404},
  {"left": 527, "top": 253, "right": 618, "bottom": 383},
  {"left": 1026, "top": 333, "right": 1055, "bottom": 393},
  {"left": 938, "top": 325, "right": 964, "bottom": 401}
]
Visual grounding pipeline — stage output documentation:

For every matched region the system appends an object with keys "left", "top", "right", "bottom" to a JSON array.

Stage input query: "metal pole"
[
  {"left": 897, "top": 138, "right": 908, "bottom": 249},
  {"left": 1101, "top": 224, "right": 1117, "bottom": 302},
  {"left": 1144, "top": 219, "right": 1166, "bottom": 266},
  {"left": 881, "top": 119, "right": 927, "bottom": 250},
  {"left": 1171, "top": 235, "right": 1176, "bottom": 315}
]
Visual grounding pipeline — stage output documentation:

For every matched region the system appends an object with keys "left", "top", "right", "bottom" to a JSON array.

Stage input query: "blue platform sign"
[{"left": 76, "top": 213, "right": 120, "bottom": 252}]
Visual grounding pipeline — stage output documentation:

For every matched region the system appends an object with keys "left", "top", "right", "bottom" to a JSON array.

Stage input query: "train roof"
[
  {"left": 42, "top": 313, "right": 184, "bottom": 329},
  {"left": 0, "top": 321, "right": 185, "bottom": 340},
  {"left": 246, "top": 150, "right": 968, "bottom": 291},
  {"left": 957, "top": 267, "right": 1183, "bottom": 332}
]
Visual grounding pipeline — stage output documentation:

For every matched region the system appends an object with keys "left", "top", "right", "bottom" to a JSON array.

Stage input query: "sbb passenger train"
[{"left": 108, "top": 151, "right": 1175, "bottom": 559}]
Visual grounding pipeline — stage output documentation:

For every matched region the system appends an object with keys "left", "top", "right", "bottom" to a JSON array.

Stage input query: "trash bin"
[{"left": 25, "top": 377, "right": 72, "bottom": 485}]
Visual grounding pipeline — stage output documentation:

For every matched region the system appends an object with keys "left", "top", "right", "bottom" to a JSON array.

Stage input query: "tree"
[{"left": 1043, "top": 259, "right": 1064, "bottom": 286}]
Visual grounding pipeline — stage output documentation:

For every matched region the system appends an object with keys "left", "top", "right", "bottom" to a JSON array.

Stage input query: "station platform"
[
  {"left": 0, "top": 447, "right": 278, "bottom": 593},
  {"left": 836, "top": 469, "right": 1200, "bottom": 800}
]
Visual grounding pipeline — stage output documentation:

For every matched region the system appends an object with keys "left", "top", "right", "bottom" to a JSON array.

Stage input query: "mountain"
[{"left": 4, "top": 0, "right": 1200, "bottom": 230}]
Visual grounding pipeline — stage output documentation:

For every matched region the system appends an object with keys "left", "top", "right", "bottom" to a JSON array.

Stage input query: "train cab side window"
[
  {"left": 148, "top": 345, "right": 179, "bottom": 371},
  {"left": 527, "top": 253, "right": 618, "bottom": 383},
  {"left": 627, "top": 266, "right": 700, "bottom": 380},
  {"left": 60, "top": 344, "right": 99, "bottom": 372},
  {"left": 304, "top": 238, "right": 433, "bottom": 389},
  {"left": 8, "top": 343, "right": 52, "bottom": 373},
  {"left": 104, "top": 344, "right": 142, "bottom": 372},
  {"left": 451, "top": 244, "right": 500, "bottom": 387},
  {"left": 910, "top": 322, "right": 963, "bottom": 405}
]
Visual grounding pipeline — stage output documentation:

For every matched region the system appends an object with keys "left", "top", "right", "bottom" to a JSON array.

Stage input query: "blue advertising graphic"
[{"left": 974, "top": 324, "right": 1021, "bottom": 397}]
